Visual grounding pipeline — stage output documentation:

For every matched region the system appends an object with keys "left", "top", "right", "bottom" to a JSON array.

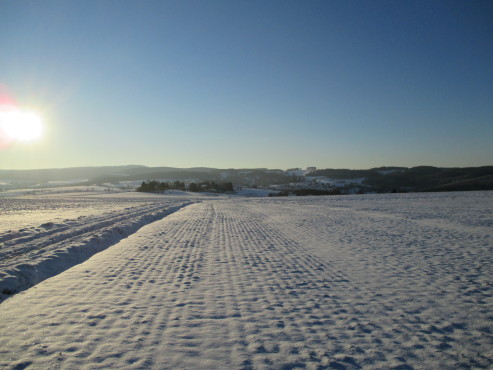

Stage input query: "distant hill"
[
  {"left": 0, "top": 165, "right": 294, "bottom": 188},
  {"left": 0, "top": 165, "right": 146, "bottom": 183},
  {"left": 1, "top": 165, "right": 492, "bottom": 193},
  {"left": 310, "top": 166, "right": 493, "bottom": 192}
]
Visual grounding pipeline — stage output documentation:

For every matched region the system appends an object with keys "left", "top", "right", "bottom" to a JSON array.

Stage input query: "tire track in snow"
[
  {"left": 0, "top": 201, "right": 193, "bottom": 301},
  {"left": 203, "top": 201, "right": 371, "bottom": 369},
  {"left": 0, "top": 198, "right": 490, "bottom": 369},
  {"left": 0, "top": 202, "right": 213, "bottom": 368},
  {"left": 151, "top": 200, "right": 379, "bottom": 369},
  {"left": 0, "top": 200, "right": 361, "bottom": 369},
  {"left": 238, "top": 198, "right": 493, "bottom": 369},
  {"left": 1, "top": 204, "right": 171, "bottom": 258}
]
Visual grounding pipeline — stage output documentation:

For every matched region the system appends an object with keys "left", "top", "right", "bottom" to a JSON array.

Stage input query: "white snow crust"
[
  {"left": 0, "top": 191, "right": 492, "bottom": 369},
  {"left": 0, "top": 192, "right": 196, "bottom": 299}
]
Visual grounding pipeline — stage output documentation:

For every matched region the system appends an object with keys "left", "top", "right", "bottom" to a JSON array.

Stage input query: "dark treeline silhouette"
[
  {"left": 137, "top": 180, "right": 234, "bottom": 193},
  {"left": 310, "top": 166, "right": 493, "bottom": 192}
]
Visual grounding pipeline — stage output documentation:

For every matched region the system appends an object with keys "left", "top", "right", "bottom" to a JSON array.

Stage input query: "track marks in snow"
[
  {"left": 0, "top": 197, "right": 491, "bottom": 369},
  {"left": 199, "top": 202, "right": 356, "bottom": 369},
  {"left": 0, "top": 201, "right": 192, "bottom": 302},
  {"left": 239, "top": 198, "right": 493, "bottom": 369},
  {"left": 0, "top": 203, "right": 211, "bottom": 368}
]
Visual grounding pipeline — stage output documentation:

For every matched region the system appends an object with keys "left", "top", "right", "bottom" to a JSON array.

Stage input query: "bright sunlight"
[{"left": 0, "top": 107, "right": 43, "bottom": 146}]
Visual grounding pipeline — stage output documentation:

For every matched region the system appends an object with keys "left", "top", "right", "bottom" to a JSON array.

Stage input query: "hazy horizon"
[
  {"left": 1, "top": 1, "right": 492, "bottom": 171},
  {"left": 1, "top": 160, "right": 493, "bottom": 172},
  {"left": 2, "top": 163, "right": 493, "bottom": 173}
]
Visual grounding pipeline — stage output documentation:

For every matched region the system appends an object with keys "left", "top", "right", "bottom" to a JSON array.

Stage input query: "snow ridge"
[{"left": 0, "top": 201, "right": 194, "bottom": 301}]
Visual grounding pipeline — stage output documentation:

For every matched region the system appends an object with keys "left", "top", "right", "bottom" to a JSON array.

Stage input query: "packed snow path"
[{"left": 0, "top": 195, "right": 492, "bottom": 369}]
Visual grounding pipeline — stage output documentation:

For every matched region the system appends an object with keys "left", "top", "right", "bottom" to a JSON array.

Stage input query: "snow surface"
[
  {"left": 0, "top": 191, "right": 492, "bottom": 369},
  {"left": 0, "top": 191, "right": 198, "bottom": 299}
]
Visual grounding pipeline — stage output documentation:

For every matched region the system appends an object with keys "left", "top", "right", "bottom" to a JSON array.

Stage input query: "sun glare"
[{"left": 0, "top": 107, "right": 43, "bottom": 144}]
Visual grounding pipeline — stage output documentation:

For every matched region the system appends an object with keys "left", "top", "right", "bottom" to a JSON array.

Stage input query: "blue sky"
[{"left": 1, "top": 0, "right": 492, "bottom": 170}]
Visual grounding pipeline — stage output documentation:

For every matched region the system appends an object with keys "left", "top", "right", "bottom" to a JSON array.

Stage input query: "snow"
[
  {"left": 0, "top": 185, "right": 117, "bottom": 198},
  {"left": 46, "top": 179, "right": 88, "bottom": 186},
  {"left": 0, "top": 191, "right": 492, "bottom": 368},
  {"left": 0, "top": 191, "right": 197, "bottom": 299}
]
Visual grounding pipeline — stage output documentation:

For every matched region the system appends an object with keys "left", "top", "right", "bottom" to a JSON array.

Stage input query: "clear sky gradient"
[{"left": 1, "top": 0, "right": 492, "bottom": 170}]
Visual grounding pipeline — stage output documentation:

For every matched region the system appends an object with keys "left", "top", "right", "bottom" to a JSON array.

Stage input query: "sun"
[{"left": 0, "top": 107, "right": 43, "bottom": 144}]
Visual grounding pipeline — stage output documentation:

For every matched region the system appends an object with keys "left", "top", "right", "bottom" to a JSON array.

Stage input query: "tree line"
[{"left": 137, "top": 180, "right": 234, "bottom": 193}]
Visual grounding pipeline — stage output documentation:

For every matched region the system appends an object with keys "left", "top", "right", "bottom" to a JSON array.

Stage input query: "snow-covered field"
[
  {"left": 0, "top": 191, "right": 200, "bottom": 300},
  {"left": 0, "top": 191, "right": 492, "bottom": 369}
]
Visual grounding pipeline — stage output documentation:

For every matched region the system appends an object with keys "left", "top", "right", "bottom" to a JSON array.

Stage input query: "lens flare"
[{"left": 0, "top": 105, "right": 43, "bottom": 148}]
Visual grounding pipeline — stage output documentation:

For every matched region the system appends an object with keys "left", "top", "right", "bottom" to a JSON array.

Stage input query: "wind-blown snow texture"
[
  {"left": 0, "top": 193, "right": 195, "bottom": 300},
  {"left": 0, "top": 191, "right": 492, "bottom": 369}
]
